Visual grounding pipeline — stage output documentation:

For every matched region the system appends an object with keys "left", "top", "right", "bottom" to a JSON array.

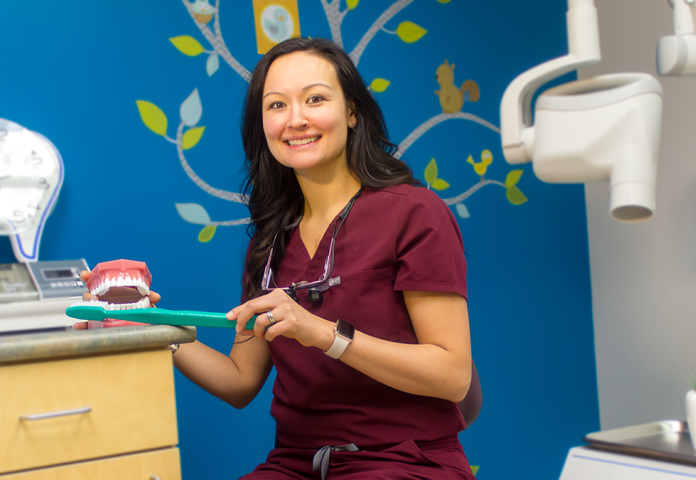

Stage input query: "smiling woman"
[{"left": 171, "top": 37, "right": 476, "bottom": 480}]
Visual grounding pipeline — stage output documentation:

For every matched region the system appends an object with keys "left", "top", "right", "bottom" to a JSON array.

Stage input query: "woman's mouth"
[{"left": 286, "top": 136, "right": 320, "bottom": 146}]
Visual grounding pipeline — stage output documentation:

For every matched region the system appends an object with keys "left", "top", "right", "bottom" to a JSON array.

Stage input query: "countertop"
[{"left": 0, "top": 325, "right": 196, "bottom": 365}]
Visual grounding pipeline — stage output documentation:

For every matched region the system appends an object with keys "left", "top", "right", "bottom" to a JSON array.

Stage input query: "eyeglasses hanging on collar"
[{"left": 261, "top": 187, "right": 364, "bottom": 303}]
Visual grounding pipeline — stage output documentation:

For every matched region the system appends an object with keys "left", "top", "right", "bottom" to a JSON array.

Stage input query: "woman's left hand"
[{"left": 227, "top": 289, "right": 334, "bottom": 349}]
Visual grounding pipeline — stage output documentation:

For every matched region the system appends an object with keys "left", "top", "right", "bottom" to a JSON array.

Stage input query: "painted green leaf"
[
  {"left": 136, "top": 100, "right": 168, "bottom": 136},
  {"left": 506, "top": 186, "right": 528, "bottom": 205},
  {"left": 182, "top": 126, "right": 206, "bottom": 150},
  {"left": 456, "top": 203, "right": 470, "bottom": 219},
  {"left": 169, "top": 35, "right": 205, "bottom": 56},
  {"left": 396, "top": 21, "right": 428, "bottom": 44},
  {"left": 431, "top": 179, "right": 450, "bottom": 191},
  {"left": 175, "top": 203, "right": 211, "bottom": 225},
  {"left": 347, "top": 0, "right": 359, "bottom": 10},
  {"left": 424, "top": 158, "right": 438, "bottom": 184},
  {"left": 198, "top": 225, "right": 217, "bottom": 242},
  {"left": 370, "top": 78, "right": 391, "bottom": 92},
  {"left": 505, "top": 169, "right": 524, "bottom": 188}
]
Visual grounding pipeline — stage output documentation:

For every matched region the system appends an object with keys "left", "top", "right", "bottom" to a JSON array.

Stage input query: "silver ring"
[{"left": 266, "top": 310, "right": 276, "bottom": 325}]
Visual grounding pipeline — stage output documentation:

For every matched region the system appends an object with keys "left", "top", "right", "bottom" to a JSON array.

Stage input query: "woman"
[{"left": 86, "top": 37, "right": 476, "bottom": 479}]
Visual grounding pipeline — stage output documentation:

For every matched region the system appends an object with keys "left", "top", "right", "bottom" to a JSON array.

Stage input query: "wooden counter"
[{"left": 0, "top": 326, "right": 196, "bottom": 479}]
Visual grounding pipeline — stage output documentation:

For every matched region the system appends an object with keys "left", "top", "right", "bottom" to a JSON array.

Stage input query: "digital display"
[{"left": 43, "top": 268, "right": 78, "bottom": 280}]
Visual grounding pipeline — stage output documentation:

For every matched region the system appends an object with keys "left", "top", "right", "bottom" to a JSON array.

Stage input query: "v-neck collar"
[{"left": 287, "top": 186, "right": 364, "bottom": 278}]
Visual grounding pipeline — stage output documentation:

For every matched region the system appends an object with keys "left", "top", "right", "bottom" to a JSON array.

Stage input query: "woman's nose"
[{"left": 288, "top": 106, "right": 308, "bottom": 130}]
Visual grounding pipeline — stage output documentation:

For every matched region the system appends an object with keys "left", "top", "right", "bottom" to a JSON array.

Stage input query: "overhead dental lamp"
[
  {"left": 657, "top": 0, "right": 696, "bottom": 76},
  {"left": 500, "top": 0, "right": 663, "bottom": 222}
]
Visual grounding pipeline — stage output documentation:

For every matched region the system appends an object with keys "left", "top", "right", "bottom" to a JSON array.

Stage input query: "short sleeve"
[{"left": 394, "top": 188, "right": 467, "bottom": 300}]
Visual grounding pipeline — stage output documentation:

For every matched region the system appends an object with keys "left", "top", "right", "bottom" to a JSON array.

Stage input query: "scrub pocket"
[
  {"left": 328, "top": 438, "right": 475, "bottom": 480},
  {"left": 326, "top": 266, "right": 398, "bottom": 340}
]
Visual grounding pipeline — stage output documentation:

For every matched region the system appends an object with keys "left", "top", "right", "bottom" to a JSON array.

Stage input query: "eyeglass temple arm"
[{"left": 261, "top": 243, "right": 276, "bottom": 290}]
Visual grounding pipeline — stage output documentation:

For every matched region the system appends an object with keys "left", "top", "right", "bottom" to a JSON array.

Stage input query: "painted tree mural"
[{"left": 136, "top": 0, "right": 527, "bottom": 243}]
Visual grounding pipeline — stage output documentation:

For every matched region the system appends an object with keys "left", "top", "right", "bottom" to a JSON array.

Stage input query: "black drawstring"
[{"left": 312, "top": 443, "right": 359, "bottom": 479}]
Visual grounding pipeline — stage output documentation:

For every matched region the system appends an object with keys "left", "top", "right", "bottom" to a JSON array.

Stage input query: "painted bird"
[
  {"left": 467, "top": 149, "right": 493, "bottom": 178},
  {"left": 264, "top": 7, "right": 291, "bottom": 41}
]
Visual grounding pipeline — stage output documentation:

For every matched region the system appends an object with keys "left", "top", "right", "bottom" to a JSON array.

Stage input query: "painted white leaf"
[
  {"left": 206, "top": 53, "right": 220, "bottom": 77},
  {"left": 180, "top": 88, "right": 202, "bottom": 127},
  {"left": 455, "top": 203, "right": 470, "bottom": 219},
  {"left": 176, "top": 203, "right": 212, "bottom": 225}
]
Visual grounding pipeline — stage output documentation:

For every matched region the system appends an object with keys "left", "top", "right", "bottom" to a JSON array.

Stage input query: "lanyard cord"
[{"left": 262, "top": 186, "right": 364, "bottom": 293}]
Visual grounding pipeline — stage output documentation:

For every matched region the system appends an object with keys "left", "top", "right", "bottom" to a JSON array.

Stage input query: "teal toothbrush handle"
[{"left": 65, "top": 306, "right": 257, "bottom": 329}]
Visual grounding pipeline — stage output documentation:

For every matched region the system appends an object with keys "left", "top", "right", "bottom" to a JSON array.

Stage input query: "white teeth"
[
  {"left": 125, "top": 276, "right": 133, "bottom": 286},
  {"left": 116, "top": 277, "right": 125, "bottom": 287},
  {"left": 288, "top": 136, "right": 319, "bottom": 146},
  {"left": 70, "top": 299, "right": 109, "bottom": 308}
]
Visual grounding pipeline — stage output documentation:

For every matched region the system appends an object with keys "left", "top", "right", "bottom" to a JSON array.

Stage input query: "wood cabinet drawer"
[
  {"left": 0, "top": 447, "right": 181, "bottom": 479},
  {"left": 0, "top": 349, "right": 178, "bottom": 474}
]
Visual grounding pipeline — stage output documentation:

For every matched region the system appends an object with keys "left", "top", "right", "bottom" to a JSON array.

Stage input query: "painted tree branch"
[
  {"left": 182, "top": 0, "right": 252, "bottom": 82},
  {"left": 175, "top": 122, "right": 248, "bottom": 203},
  {"left": 349, "top": 0, "right": 415, "bottom": 65},
  {"left": 211, "top": 217, "right": 251, "bottom": 226},
  {"left": 320, "top": 0, "right": 348, "bottom": 49},
  {"left": 442, "top": 179, "right": 505, "bottom": 205},
  {"left": 395, "top": 112, "right": 501, "bottom": 159}
]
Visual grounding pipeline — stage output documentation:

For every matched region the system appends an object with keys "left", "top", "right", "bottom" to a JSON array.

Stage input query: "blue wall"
[{"left": 0, "top": 1, "right": 599, "bottom": 478}]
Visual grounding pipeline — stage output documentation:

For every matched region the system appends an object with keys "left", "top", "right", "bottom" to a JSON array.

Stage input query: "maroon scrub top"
[{"left": 245, "top": 184, "right": 468, "bottom": 450}]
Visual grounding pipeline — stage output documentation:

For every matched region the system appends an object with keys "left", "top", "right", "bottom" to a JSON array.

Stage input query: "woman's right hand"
[{"left": 72, "top": 270, "right": 162, "bottom": 330}]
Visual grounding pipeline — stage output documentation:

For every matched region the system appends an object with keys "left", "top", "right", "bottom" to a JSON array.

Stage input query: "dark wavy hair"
[{"left": 241, "top": 37, "right": 420, "bottom": 300}]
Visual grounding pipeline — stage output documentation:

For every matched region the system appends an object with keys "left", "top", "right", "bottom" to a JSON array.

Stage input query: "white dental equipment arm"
[
  {"left": 657, "top": 0, "right": 696, "bottom": 76},
  {"left": 501, "top": 0, "right": 601, "bottom": 164},
  {"left": 500, "top": 0, "right": 663, "bottom": 223}
]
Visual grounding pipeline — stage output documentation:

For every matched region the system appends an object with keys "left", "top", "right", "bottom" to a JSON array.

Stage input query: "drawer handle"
[
  {"left": 19, "top": 406, "right": 92, "bottom": 421},
  {"left": 149, "top": 476, "right": 161, "bottom": 480}
]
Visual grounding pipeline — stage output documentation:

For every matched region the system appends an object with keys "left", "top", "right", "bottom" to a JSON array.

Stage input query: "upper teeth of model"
[
  {"left": 90, "top": 275, "right": 151, "bottom": 297},
  {"left": 288, "top": 136, "right": 319, "bottom": 146}
]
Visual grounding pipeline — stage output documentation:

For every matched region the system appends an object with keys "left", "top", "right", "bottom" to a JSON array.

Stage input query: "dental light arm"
[
  {"left": 500, "top": 0, "right": 663, "bottom": 222},
  {"left": 657, "top": 0, "right": 696, "bottom": 76},
  {"left": 501, "top": 0, "right": 601, "bottom": 164}
]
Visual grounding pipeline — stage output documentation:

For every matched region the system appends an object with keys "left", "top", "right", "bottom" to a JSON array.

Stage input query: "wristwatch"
[{"left": 324, "top": 319, "right": 355, "bottom": 359}]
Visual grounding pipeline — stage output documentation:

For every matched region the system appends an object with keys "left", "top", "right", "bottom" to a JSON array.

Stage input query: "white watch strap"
[{"left": 324, "top": 328, "right": 352, "bottom": 359}]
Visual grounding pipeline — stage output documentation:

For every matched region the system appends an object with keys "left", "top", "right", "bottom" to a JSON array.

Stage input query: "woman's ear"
[{"left": 347, "top": 101, "right": 357, "bottom": 128}]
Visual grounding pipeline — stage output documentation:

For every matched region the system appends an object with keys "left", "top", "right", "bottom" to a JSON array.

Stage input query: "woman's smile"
[{"left": 284, "top": 135, "right": 322, "bottom": 147}]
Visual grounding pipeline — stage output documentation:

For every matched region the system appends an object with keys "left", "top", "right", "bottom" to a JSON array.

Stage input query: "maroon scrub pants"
[{"left": 240, "top": 437, "right": 476, "bottom": 479}]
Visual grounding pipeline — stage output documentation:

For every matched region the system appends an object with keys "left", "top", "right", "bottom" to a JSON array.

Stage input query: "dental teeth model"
[{"left": 70, "top": 259, "right": 153, "bottom": 329}]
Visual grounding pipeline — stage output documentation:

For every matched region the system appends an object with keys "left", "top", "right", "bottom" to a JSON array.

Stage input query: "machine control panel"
[
  {"left": 0, "top": 263, "right": 39, "bottom": 304},
  {"left": 0, "top": 259, "right": 90, "bottom": 333},
  {"left": 25, "top": 259, "right": 89, "bottom": 300}
]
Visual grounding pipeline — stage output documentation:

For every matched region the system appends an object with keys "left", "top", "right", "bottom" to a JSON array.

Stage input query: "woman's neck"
[{"left": 296, "top": 170, "right": 361, "bottom": 223}]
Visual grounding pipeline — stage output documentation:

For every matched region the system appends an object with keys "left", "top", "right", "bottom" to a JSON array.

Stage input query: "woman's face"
[{"left": 262, "top": 51, "right": 356, "bottom": 176}]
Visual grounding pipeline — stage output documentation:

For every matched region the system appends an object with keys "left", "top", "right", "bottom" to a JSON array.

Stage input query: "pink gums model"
[{"left": 86, "top": 259, "right": 153, "bottom": 329}]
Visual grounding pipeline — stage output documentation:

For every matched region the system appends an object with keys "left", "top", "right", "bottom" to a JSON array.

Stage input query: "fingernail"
[{"left": 235, "top": 325, "right": 241, "bottom": 333}]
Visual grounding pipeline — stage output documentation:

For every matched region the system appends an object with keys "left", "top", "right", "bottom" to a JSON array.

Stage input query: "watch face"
[
  {"left": 0, "top": 118, "right": 64, "bottom": 262},
  {"left": 336, "top": 319, "right": 355, "bottom": 340}
]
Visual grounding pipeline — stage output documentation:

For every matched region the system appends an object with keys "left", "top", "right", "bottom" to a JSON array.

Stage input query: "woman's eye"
[
  {"left": 307, "top": 96, "right": 324, "bottom": 104},
  {"left": 269, "top": 101, "right": 285, "bottom": 110}
]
